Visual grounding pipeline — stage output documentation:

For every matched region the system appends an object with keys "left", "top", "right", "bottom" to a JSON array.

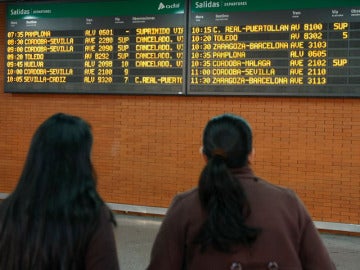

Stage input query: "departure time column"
[
  {"left": 190, "top": 26, "right": 216, "bottom": 85},
  {"left": 6, "top": 31, "right": 24, "bottom": 84}
]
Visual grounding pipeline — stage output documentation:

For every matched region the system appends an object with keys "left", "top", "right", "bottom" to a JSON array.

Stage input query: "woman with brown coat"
[{"left": 147, "top": 113, "right": 335, "bottom": 270}]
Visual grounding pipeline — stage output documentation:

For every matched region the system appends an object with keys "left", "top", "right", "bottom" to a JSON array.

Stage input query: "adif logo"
[
  {"left": 158, "top": 2, "right": 180, "bottom": 10},
  {"left": 158, "top": 2, "right": 166, "bottom": 9}
]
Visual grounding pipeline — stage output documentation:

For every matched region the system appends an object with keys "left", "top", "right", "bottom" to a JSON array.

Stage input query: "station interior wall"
[{"left": 0, "top": 4, "right": 359, "bottom": 225}]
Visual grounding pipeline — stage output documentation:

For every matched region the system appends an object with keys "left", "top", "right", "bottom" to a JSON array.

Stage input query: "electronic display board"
[
  {"left": 188, "top": 0, "right": 360, "bottom": 96},
  {"left": 4, "top": 0, "right": 186, "bottom": 94},
  {"left": 3, "top": 0, "right": 360, "bottom": 97}
]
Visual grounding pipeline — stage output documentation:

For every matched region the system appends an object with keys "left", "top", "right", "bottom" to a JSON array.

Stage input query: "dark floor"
[{"left": 114, "top": 214, "right": 360, "bottom": 270}]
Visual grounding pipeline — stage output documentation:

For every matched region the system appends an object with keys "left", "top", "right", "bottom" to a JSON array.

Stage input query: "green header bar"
[
  {"left": 7, "top": 0, "right": 185, "bottom": 19},
  {"left": 8, "top": 0, "right": 359, "bottom": 19},
  {"left": 191, "top": 0, "right": 360, "bottom": 12}
]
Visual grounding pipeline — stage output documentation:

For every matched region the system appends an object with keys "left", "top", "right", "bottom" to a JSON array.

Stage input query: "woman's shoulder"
[
  {"left": 165, "top": 187, "right": 202, "bottom": 218},
  {"left": 239, "top": 174, "right": 305, "bottom": 215},
  {"left": 172, "top": 187, "right": 199, "bottom": 206},
  {"left": 245, "top": 174, "right": 298, "bottom": 197},
  {"left": 98, "top": 204, "right": 116, "bottom": 224}
]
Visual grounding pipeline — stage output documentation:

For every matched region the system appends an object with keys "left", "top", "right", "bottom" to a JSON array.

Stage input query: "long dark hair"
[
  {"left": 195, "top": 114, "right": 261, "bottom": 252},
  {"left": 0, "top": 113, "right": 107, "bottom": 270}
]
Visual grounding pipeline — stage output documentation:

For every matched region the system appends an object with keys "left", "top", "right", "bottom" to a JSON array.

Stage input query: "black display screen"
[
  {"left": 5, "top": 0, "right": 186, "bottom": 94},
  {"left": 187, "top": 0, "right": 360, "bottom": 96}
]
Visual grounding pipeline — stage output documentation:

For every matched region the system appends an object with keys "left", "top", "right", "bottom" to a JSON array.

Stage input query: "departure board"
[
  {"left": 4, "top": 0, "right": 360, "bottom": 97},
  {"left": 188, "top": 0, "right": 360, "bottom": 96},
  {"left": 4, "top": 0, "right": 186, "bottom": 94}
]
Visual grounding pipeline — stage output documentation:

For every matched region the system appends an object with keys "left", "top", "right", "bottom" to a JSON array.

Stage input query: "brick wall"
[{"left": 0, "top": 4, "right": 359, "bottom": 224}]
